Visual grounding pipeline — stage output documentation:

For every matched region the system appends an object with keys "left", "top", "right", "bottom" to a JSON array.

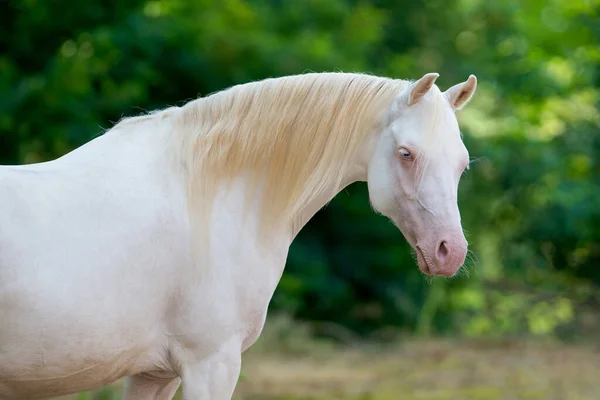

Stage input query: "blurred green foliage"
[{"left": 1, "top": 0, "right": 599, "bottom": 340}]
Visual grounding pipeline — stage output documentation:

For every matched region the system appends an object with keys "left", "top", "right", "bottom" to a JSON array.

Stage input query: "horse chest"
[
  {"left": 169, "top": 244, "right": 288, "bottom": 355},
  {"left": 236, "top": 275, "right": 278, "bottom": 351},
  {"left": 233, "top": 250, "right": 289, "bottom": 350}
]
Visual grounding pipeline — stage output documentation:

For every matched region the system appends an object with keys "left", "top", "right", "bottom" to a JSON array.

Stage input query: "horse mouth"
[{"left": 415, "top": 246, "right": 431, "bottom": 275}]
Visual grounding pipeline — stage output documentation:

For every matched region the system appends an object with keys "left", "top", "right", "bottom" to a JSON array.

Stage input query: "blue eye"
[{"left": 399, "top": 147, "right": 412, "bottom": 160}]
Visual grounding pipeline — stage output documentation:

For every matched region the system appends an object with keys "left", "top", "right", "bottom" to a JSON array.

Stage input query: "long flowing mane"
[
  {"left": 168, "top": 72, "right": 407, "bottom": 240},
  {"left": 164, "top": 72, "right": 408, "bottom": 243}
]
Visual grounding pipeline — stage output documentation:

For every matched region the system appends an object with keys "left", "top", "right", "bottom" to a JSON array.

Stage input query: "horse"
[{"left": 0, "top": 71, "right": 477, "bottom": 399}]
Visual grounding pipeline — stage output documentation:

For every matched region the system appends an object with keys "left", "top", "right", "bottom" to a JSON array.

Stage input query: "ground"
[{"left": 55, "top": 331, "right": 600, "bottom": 400}]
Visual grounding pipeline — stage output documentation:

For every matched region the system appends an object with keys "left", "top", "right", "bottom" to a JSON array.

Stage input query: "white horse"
[{"left": 0, "top": 71, "right": 477, "bottom": 399}]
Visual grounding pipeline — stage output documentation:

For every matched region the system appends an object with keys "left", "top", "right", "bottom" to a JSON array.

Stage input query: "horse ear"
[
  {"left": 407, "top": 72, "right": 440, "bottom": 106},
  {"left": 444, "top": 74, "right": 477, "bottom": 111}
]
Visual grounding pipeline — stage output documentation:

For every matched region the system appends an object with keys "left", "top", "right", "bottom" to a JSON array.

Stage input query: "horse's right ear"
[
  {"left": 407, "top": 72, "right": 440, "bottom": 106},
  {"left": 444, "top": 75, "right": 477, "bottom": 111}
]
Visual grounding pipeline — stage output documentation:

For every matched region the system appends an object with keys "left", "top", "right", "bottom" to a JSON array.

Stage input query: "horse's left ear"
[{"left": 444, "top": 75, "right": 477, "bottom": 111}]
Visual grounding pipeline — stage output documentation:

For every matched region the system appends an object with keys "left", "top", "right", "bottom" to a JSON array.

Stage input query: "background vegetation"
[{"left": 2, "top": 0, "right": 599, "bottom": 398}]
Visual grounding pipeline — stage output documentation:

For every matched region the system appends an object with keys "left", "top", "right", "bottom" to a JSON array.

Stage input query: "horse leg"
[
  {"left": 179, "top": 341, "right": 242, "bottom": 400},
  {"left": 122, "top": 373, "right": 181, "bottom": 400}
]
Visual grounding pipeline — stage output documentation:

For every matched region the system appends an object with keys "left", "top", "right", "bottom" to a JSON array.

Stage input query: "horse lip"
[{"left": 415, "top": 245, "right": 430, "bottom": 274}]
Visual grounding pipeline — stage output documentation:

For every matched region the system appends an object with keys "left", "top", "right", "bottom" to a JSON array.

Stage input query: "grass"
[
  {"left": 236, "top": 337, "right": 600, "bottom": 400},
  {"left": 54, "top": 316, "right": 600, "bottom": 400}
]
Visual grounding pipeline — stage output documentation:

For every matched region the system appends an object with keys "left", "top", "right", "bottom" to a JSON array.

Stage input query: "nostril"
[{"left": 436, "top": 240, "right": 449, "bottom": 265}]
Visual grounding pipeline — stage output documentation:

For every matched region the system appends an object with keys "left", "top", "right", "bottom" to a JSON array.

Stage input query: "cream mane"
[{"left": 168, "top": 72, "right": 409, "bottom": 241}]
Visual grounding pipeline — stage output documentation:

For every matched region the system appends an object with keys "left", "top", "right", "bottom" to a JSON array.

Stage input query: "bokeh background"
[{"left": 2, "top": 0, "right": 600, "bottom": 399}]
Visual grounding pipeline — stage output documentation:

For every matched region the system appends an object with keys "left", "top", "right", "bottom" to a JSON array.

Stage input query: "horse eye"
[{"left": 398, "top": 147, "right": 412, "bottom": 161}]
